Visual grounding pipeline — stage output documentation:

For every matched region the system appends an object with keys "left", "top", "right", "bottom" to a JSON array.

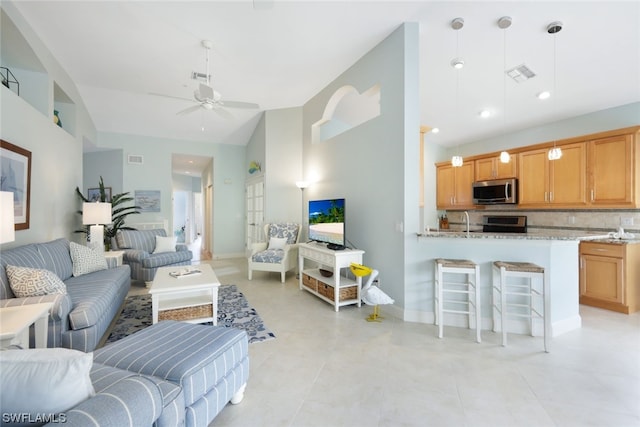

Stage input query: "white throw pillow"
[
  {"left": 154, "top": 235, "right": 177, "bottom": 254},
  {"left": 6, "top": 265, "right": 67, "bottom": 298},
  {"left": 0, "top": 348, "right": 95, "bottom": 419},
  {"left": 69, "top": 241, "right": 108, "bottom": 277},
  {"left": 268, "top": 237, "right": 287, "bottom": 250}
]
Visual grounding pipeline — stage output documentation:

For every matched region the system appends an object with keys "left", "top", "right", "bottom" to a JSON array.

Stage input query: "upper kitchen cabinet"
[
  {"left": 474, "top": 153, "right": 517, "bottom": 181},
  {"left": 436, "top": 162, "right": 474, "bottom": 209},
  {"left": 587, "top": 131, "right": 639, "bottom": 207},
  {"left": 518, "top": 142, "right": 587, "bottom": 207}
]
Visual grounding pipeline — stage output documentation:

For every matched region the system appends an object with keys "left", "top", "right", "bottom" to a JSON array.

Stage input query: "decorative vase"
[{"left": 53, "top": 110, "right": 62, "bottom": 128}]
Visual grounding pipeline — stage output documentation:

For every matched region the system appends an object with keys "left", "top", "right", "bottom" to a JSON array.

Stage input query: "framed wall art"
[
  {"left": 87, "top": 187, "right": 112, "bottom": 202},
  {"left": 0, "top": 139, "right": 31, "bottom": 230},
  {"left": 135, "top": 190, "right": 161, "bottom": 212}
]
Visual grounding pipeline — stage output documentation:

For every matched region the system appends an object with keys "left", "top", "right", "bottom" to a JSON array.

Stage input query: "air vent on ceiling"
[
  {"left": 506, "top": 64, "right": 536, "bottom": 83},
  {"left": 128, "top": 154, "right": 144, "bottom": 165}
]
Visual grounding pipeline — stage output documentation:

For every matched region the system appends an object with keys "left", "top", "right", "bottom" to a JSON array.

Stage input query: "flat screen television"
[{"left": 308, "top": 198, "right": 346, "bottom": 250}]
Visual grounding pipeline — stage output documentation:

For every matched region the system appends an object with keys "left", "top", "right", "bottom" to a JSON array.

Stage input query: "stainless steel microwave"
[{"left": 472, "top": 178, "right": 518, "bottom": 205}]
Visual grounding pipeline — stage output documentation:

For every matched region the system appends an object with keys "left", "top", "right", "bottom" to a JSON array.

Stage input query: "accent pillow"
[
  {"left": 0, "top": 348, "right": 95, "bottom": 420},
  {"left": 268, "top": 237, "right": 287, "bottom": 250},
  {"left": 69, "top": 241, "right": 108, "bottom": 277},
  {"left": 153, "top": 236, "right": 177, "bottom": 254},
  {"left": 6, "top": 265, "right": 67, "bottom": 298}
]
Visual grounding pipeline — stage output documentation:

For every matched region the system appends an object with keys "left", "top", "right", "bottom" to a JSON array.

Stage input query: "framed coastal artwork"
[
  {"left": 0, "top": 139, "right": 32, "bottom": 230},
  {"left": 135, "top": 190, "right": 161, "bottom": 212}
]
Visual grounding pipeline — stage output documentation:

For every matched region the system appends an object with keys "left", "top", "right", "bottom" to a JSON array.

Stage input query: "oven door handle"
[{"left": 505, "top": 182, "right": 511, "bottom": 200}]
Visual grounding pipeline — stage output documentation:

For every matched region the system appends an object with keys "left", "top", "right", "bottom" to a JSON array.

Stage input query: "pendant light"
[
  {"left": 451, "top": 17, "right": 464, "bottom": 168},
  {"left": 499, "top": 16, "right": 512, "bottom": 163},
  {"left": 547, "top": 21, "right": 563, "bottom": 161}
]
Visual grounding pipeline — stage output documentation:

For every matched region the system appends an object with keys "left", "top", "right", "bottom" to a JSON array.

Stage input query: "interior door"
[{"left": 246, "top": 178, "right": 264, "bottom": 250}]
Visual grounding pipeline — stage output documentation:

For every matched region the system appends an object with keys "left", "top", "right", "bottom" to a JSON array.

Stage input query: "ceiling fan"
[{"left": 154, "top": 40, "right": 259, "bottom": 119}]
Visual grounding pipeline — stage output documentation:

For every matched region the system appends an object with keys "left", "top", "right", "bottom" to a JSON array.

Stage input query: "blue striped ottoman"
[{"left": 94, "top": 320, "right": 249, "bottom": 427}]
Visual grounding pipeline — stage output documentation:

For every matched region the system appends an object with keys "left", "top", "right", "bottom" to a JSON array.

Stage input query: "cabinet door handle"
[
  {"left": 544, "top": 192, "right": 548, "bottom": 202},
  {"left": 591, "top": 189, "right": 595, "bottom": 202},
  {"left": 550, "top": 191, "right": 553, "bottom": 202}
]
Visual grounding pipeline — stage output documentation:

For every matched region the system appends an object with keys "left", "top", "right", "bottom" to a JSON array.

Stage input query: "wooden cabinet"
[
  {"left": 587, "top": 133, "right": 638, "bottom": 207},
  {"left": 436, "top": 162, "right": 474, "bottom": 209},
  {"left": 579, "top": 241, "right": 640, "bottom": 314},
  {"left": 475, "top": 154, "right": 517, "bottom": 181},
  {"left": 518, "top": 142, "right": 587, "bottom": 207}
]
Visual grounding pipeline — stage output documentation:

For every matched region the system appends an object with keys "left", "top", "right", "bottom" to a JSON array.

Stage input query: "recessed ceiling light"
[
  {"left": 451, "top": 58, "right": 464, "bottom": 69},
  {"left": 431, "top": 128, "right": 440, "bottom": 134},
  {"left": 537, "top": 91, "right": 551, "bottom": 100},
  {"left": 479, "top": 110, "right": 491, "bottom": 118}
]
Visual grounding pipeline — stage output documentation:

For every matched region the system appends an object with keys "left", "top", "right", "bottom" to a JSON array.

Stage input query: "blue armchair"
[
  {"left": 113, "top": 229, "right": 192, "bottom": 284},
  {"left": 248, "top": 223, "right": 301, "bottom": 283}
]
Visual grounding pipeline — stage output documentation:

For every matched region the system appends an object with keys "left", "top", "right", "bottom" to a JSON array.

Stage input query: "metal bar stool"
[
  {"left": 434, "top": 258, "right": 481, "bottom": 342},
  {"left": 492, "top": 261, "right": 549, "bottom": 352}
]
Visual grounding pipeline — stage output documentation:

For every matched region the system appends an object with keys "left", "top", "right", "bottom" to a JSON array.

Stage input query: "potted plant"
[{"left": 75, "top": 177, "right": 140, "bottom": 250}]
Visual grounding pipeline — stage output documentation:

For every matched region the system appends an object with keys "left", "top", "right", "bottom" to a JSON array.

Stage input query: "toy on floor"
[{"left": 350, "top": 263, "right": 394, "bottom": 322}]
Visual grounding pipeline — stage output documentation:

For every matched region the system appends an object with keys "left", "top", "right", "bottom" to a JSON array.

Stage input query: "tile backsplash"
[{"left": 440, "top": 208, "right": 640, "bottom": 234}]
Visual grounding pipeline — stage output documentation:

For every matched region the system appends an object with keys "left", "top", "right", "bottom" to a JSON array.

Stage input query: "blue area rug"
[{"left": 105, "top": 285, "right": 275, "bottom": 345}]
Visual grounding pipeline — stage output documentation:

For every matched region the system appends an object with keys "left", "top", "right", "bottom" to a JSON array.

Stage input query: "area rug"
[{"left": 105, "top": 285, "right": 275, "bottom": 345}]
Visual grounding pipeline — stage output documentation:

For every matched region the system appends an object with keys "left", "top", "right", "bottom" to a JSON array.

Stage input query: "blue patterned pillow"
[
  {"left": 6, "top": 265, "right": 67, "bottom": 298},
  {"left": 268, "top": 223, "right": 299, "bottom": 245},
  {"left": 69, "top": 242, "right": 107, "bottom": 277}
]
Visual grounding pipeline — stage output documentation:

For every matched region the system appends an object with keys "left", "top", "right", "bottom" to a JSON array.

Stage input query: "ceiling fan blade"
[
  {"left": 212, "top": 106, "right": 234, "bottom": 120},
  {"left": 176, "top": 104, "right": 204, "bottom": 116},
  {"left": 220, "top": 100, "right": 260, "bottom": 109},
  {"left": 149, "top": 92, "right": 194, "bottom": 103}
]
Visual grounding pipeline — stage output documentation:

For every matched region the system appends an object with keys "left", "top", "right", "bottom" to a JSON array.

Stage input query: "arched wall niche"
[{"left": 311, "top": 84, "right": 381, "bottom": 143}]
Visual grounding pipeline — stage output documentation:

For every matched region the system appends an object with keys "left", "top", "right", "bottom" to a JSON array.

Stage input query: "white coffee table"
[
  {"left": 0, "top": 303, "right": 52, "bottom": 348},
  {"left": 149, "top": 264, "right": 220, "bottom": 325}
]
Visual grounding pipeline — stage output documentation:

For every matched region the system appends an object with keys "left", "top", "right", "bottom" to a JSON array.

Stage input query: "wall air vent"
[
  {"left": 506, "top": 64, "right": 536, "bottom": 83},
  {"left": 128, "top": 154, "right": 144, "bottom": 165}
]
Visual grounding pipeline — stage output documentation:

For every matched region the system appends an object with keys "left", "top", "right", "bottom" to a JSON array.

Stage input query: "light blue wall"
[
  {"left": 0, "top": 3, "right": 97, "bottom": 248},
  {"left": 302, "top": 23, "right": 420, "bottom": 309},
  {"left": 264, "top": 107, "right": 303, "bottom": 224},
  {"left": 96, "top": 132, "right": 246, "bottom": 256},
  {"left": 83, "top": 150, "right": 123, "bottom": 195}
]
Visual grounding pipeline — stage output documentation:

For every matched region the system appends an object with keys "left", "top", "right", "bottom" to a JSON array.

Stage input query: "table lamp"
[
  {"left": 0, "top": 191, "right": 15, "bottom": 244},
  {"left": 83, "top": 202, "right": 112, "bottom": 252}
]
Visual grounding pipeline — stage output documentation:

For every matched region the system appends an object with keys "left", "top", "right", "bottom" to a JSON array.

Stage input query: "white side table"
[
  {"left": 0, "top": 303, "right": 52, "bottom": 348},
  {"left": 104, "top": 250, "right": 125, "bottom": 267}
]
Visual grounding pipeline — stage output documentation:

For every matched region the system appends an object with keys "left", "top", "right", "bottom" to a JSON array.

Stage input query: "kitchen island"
[{"left": 415, "top": 230, "right": 609, "bottom": 338}]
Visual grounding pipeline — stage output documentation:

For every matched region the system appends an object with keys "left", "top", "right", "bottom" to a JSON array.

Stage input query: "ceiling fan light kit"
[{"left": 157, "top": 39, "right": 259, "bottom": 119}]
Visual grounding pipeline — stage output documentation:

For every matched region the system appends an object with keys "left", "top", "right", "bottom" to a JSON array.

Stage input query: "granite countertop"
[{"left": 417, "top": 229, "right": 640, "bottom": 243}]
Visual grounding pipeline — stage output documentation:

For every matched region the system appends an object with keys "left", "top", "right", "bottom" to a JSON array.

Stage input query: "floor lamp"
[
  {"left": 0, "top": 191, "right": 15, "bottom": 244},
  {"left": 295, "top": 181, "right": 310, "bottom": 279},
  {"left": 83, "top": 202, "right": 112, "bottom": 252}
]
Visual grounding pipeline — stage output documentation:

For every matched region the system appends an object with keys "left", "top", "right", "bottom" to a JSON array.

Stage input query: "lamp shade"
[
  {"left": 0, "top": 191, "right": 15, "bottom": 244},
  {"left": 83, "top": 202, "right": 112, "bottom": 225},
  {"left": 295, "top": 181, "right": 310, "bottom": 189}
]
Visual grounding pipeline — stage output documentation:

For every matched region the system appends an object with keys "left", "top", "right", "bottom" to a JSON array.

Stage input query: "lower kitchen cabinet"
[{"left": 579, "top": 241, "right": 640, "bottom": 313}]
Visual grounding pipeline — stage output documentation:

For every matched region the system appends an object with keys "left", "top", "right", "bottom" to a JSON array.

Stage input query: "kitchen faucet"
[{"left": 464, "top": 211, "right": 470, "bottom": 237}]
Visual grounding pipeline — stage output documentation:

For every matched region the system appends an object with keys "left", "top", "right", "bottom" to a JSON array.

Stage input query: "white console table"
[{"left": 298, "top": 242, "right": 365, "bottom": 312}]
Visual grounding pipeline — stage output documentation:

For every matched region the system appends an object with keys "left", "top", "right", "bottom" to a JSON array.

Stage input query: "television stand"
[
  {"left": 326, "top": 243, "right": 346, "bottom": 251},
  {"left": 298, "top": 243, "right": 365, "bottom": 312}
]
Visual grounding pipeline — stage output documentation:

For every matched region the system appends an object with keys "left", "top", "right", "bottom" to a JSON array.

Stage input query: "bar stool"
[
  {"left": 492, "top": 261, "right": 549, "bottom": 352},
  {"left": 434, "top": 258, "right": 481, "bottom": 343}
]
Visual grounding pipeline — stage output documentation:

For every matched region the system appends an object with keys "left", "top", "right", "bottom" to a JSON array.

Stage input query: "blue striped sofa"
[
  {"left": 114, "top": 229, "right": 193, "bottom": 283},
  {"left": 0, "top": 238, "right": 130, "bottom": 352},
  {"left": 42, "top": 321, "right": 249, "bottom": 427}
]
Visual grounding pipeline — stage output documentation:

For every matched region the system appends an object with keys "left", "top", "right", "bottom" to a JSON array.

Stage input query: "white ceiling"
[{"left": 9, "top": 1, "right": 640, "bottom": 176}]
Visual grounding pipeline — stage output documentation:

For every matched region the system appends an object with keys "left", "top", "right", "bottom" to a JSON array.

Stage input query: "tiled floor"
[{"left": 133, "top": 257, "right": 640, "bottom": 427}]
